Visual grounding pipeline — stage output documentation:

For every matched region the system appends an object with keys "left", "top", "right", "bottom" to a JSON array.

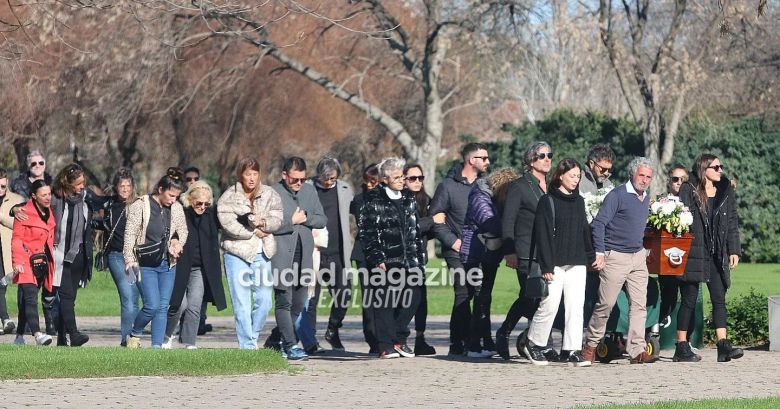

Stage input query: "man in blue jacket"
[
  {"left": 429, "top": 142, "right": 490, "bottom": 356},
  {"left": 582, "top": 157, "right": 657, "bottom": 364}
]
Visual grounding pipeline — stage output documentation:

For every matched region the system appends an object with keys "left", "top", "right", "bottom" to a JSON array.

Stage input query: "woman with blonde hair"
[
  {"left": 217, "top": 158, "right": 283, "bottom": 349},
  {"left": 98, "top": 167, "right": 141, "bottom": 346},
  {"left": 163, "top": 180, "right": 227, "bottom": 349},
  {"left": 460, "top": 167, "right": 519, "bottom": 358}
]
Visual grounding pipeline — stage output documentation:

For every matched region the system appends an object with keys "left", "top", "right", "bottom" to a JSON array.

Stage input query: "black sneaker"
[
  {"left": 673, "top": 341, "right": 702, "bottom": 362},
  {"left": 394, "top": 343, "right": 415, "bottom": 358},
  {"left": 522, "top": 344, "right": 549, "bottom": 366},
  {"left": 69, "top": 332, "right": 89, "bottom": 347},
  {"left": 305, "top": 343, "right": 326, "bottom": 355},
  {"left": 567, "top": 350, "right": 591, "bottom": 367},
  {"left": 325, "top": 328, "right": 345, "bottom": 351},
  {"left": 448, "top": 342, "right": 465, "bottom": 357},
  {"left": 557, "top": 350, "right": 571, "bottom": 363},
  {"left": 542, "top": 347, "right": 560, "bottom": 362},
  {"left": 495, "top": 330, "right": 510, "bottom": 361},
  {"left": 414, "top": 336, "right": 436, "bottom": 356}
]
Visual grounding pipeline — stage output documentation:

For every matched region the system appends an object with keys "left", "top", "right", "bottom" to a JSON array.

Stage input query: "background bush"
[{"left": 704, "top": 288, "right": 770, "bottom": 346}]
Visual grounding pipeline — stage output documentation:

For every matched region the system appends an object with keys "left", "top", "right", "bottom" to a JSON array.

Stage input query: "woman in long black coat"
[
  {"left": 164, "top": 181, "right": 226, "bottom": 348},
  {"left": 674, "top": 154, "right": 742, "bottom": 363}
]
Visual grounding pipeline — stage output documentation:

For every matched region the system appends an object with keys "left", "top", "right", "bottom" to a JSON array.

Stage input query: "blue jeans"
[
  {"left": 132, "top": 260, "right": 175, "bottom": 347},
  {"left": 296, "top": 295, "right": 318, "bottom": 349},
  {"left": 224, "top": 252, "right": 273, "bottom": 349},
  {"left": 108, "top": 251, "right": 142, "bottom": 345}
]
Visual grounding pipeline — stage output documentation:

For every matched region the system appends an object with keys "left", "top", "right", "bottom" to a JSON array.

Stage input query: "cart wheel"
[
  {"left": 596, "top": 339, "right": 616, "bottom": 363},
  {"left": 645, "top": 335, "right": 661, "bottom": 359}
]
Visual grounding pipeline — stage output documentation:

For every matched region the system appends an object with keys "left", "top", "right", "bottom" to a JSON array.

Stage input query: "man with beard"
[
  {"left": 579, "top": 144, "right": 615, "bottom": 195},
  {"left": 429, "top": 142, "right": 490, "bottom": 356}
]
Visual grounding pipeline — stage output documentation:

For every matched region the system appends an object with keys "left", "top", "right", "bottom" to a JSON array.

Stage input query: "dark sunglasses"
[
  {"left": 535, "top": 152, "right": 553, "bottom": 161},
  {"left": 193, "top": 201, "right": 211, "bottom": 208},
  {"left": 405, "top": 175, "right": 425, "bottom": 182},
  {"left": 708, "top": 165, "right": 724, "bottom": 172},
  {"left": 287, "top": 177, "right": 306, "bottom": 185},
  {"left": 592, "top": 161, "right": 612, "bottom": 174},
  {"left": 29, "top": 161, "right": 45, "bottom": 168},
  {"left": 186, "top": 176, "right": 200, "bottom": 182},
  {"left": 670, "top": 176, "right": 687, "bottom": 183}
]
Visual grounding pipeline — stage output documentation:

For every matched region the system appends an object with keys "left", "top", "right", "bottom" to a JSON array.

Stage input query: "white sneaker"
[
  {"left": 467, "top": 350, "right": 495, "bottom": 358},
  {"left": 14, "top": 335, "right": 25, "bottom": 345},
  {"left": 2, "top": 319, "right": 15, "bottom": 334},
  {"left": 161, "top": 336, "right": 174, "bottom": 349},
  {"left": 185, "top": 345, "right": 197, "bottom": 350},
  {"left": 35, "top": 333, "right": 53, "bottom": 346}
]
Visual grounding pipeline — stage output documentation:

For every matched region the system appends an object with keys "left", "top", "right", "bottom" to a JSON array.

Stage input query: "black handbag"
[
  {"left": 29, "top": 253, "right": 49, "bottom": 287},
  {"left": 134, "top": 225, "right": 169, "bottom": 268},
  {"left": 525, "top": 262, "right": 548, "bottom": 299},
  {"left": 526, "top": 196, "right": 556, "bottom": 299}
]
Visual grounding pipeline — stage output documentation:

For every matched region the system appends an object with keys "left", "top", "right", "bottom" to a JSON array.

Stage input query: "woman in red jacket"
[{"left": 12, "top": 179, "right": 56, "bottom": 346}]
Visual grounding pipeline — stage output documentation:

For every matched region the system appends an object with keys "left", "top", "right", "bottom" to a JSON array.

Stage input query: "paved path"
[{"left": 3, "top": 316, "right": 779, "bottom": 408}]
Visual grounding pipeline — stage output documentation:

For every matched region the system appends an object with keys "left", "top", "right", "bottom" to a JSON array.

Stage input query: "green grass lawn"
[
  {"left": 5, "top": 260, "right": 779, "bottom": 318},
  {"left": 0, "top": 344, "right": 289, "bottom": 380},
  {"left": 580, "top": 397, "right": 780, "bottom": 409}
]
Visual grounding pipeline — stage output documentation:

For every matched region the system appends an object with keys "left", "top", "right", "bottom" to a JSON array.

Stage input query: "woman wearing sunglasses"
[
  {"left": 674, "top": 154, "right": 743, "bottom": 363},
  {"left": 403, "top": 164, "right": 445, "bottom": 355},
  {"left": 667, "top": 164, "right": 688, "bottom": 196},
  {"left": 658, "top": 164, "right": 691, "bottom": 340},
  {"left": 163, "top": 180, "right": 227, "bottom": 349}
]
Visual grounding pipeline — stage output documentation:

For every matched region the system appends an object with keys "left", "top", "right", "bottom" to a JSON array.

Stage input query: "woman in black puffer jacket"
[
  {"left": 358, "top": 157, "right": 426, "bottom": 358},
  {"left": 674, "top": 154, "right": 742, "bottom": 363}
]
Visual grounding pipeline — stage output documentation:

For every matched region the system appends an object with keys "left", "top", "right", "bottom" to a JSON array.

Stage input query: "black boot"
[
  {"left": 495, "top": 330, "right": 510, "bottom": 361},
  {"left": 69, "top": 332, "right": 89, "bottom": 347},
  {"left": 673, "top": 341, "right": 701, "bottom": 362},
  {"left": 43, "top": 308, "right": 57, "bottom": 336},
  {"left": 414, "top": 335, "right": 436, "bottom": 356},
  {"left": 716, "top": 338, "right": 744, "bottom": 362},
  {"left": 324, "top": 327, "right": 345, "bottom": 351}
]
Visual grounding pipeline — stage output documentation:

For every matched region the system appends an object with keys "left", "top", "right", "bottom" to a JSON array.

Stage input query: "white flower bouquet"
[
  {"left": 648, "top": 195, "right": 693, "bottom": 236},
  {"left": 581, "top": 187, "right": 613, "bottom": 223}
]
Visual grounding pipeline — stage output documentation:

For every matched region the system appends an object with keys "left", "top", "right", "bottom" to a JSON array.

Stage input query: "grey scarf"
[{"left": 52, "top": 191, "right": 88, "bottom": 264}]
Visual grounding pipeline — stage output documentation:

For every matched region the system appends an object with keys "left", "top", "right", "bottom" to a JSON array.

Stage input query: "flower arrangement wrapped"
[{"left": 581, "top": 186, "right": 613, "bottom": 223}]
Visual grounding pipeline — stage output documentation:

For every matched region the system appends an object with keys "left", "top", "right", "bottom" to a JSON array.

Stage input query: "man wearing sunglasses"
[
  {"left": 11, "top": 150, "right": 53, "bottom": 201},
  {"left": 183, "top": 166, "right": 201, "bottom": 190},
  {"left": 306, "top": 156, "right": 354, "bottom": 352},
  {"left": 266, "top": 157, "right": 327, "bottom": 356},
  {"left": 580, "top": 144, "right": 615, "bottom": 195},
  {"left": 429, "top": 142, "right": 490, "bottom": 356}
]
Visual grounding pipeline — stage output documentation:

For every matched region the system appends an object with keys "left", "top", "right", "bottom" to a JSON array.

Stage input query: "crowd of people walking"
[{"left": 0, "top": 143, "right": 744, "bottom": 365}]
